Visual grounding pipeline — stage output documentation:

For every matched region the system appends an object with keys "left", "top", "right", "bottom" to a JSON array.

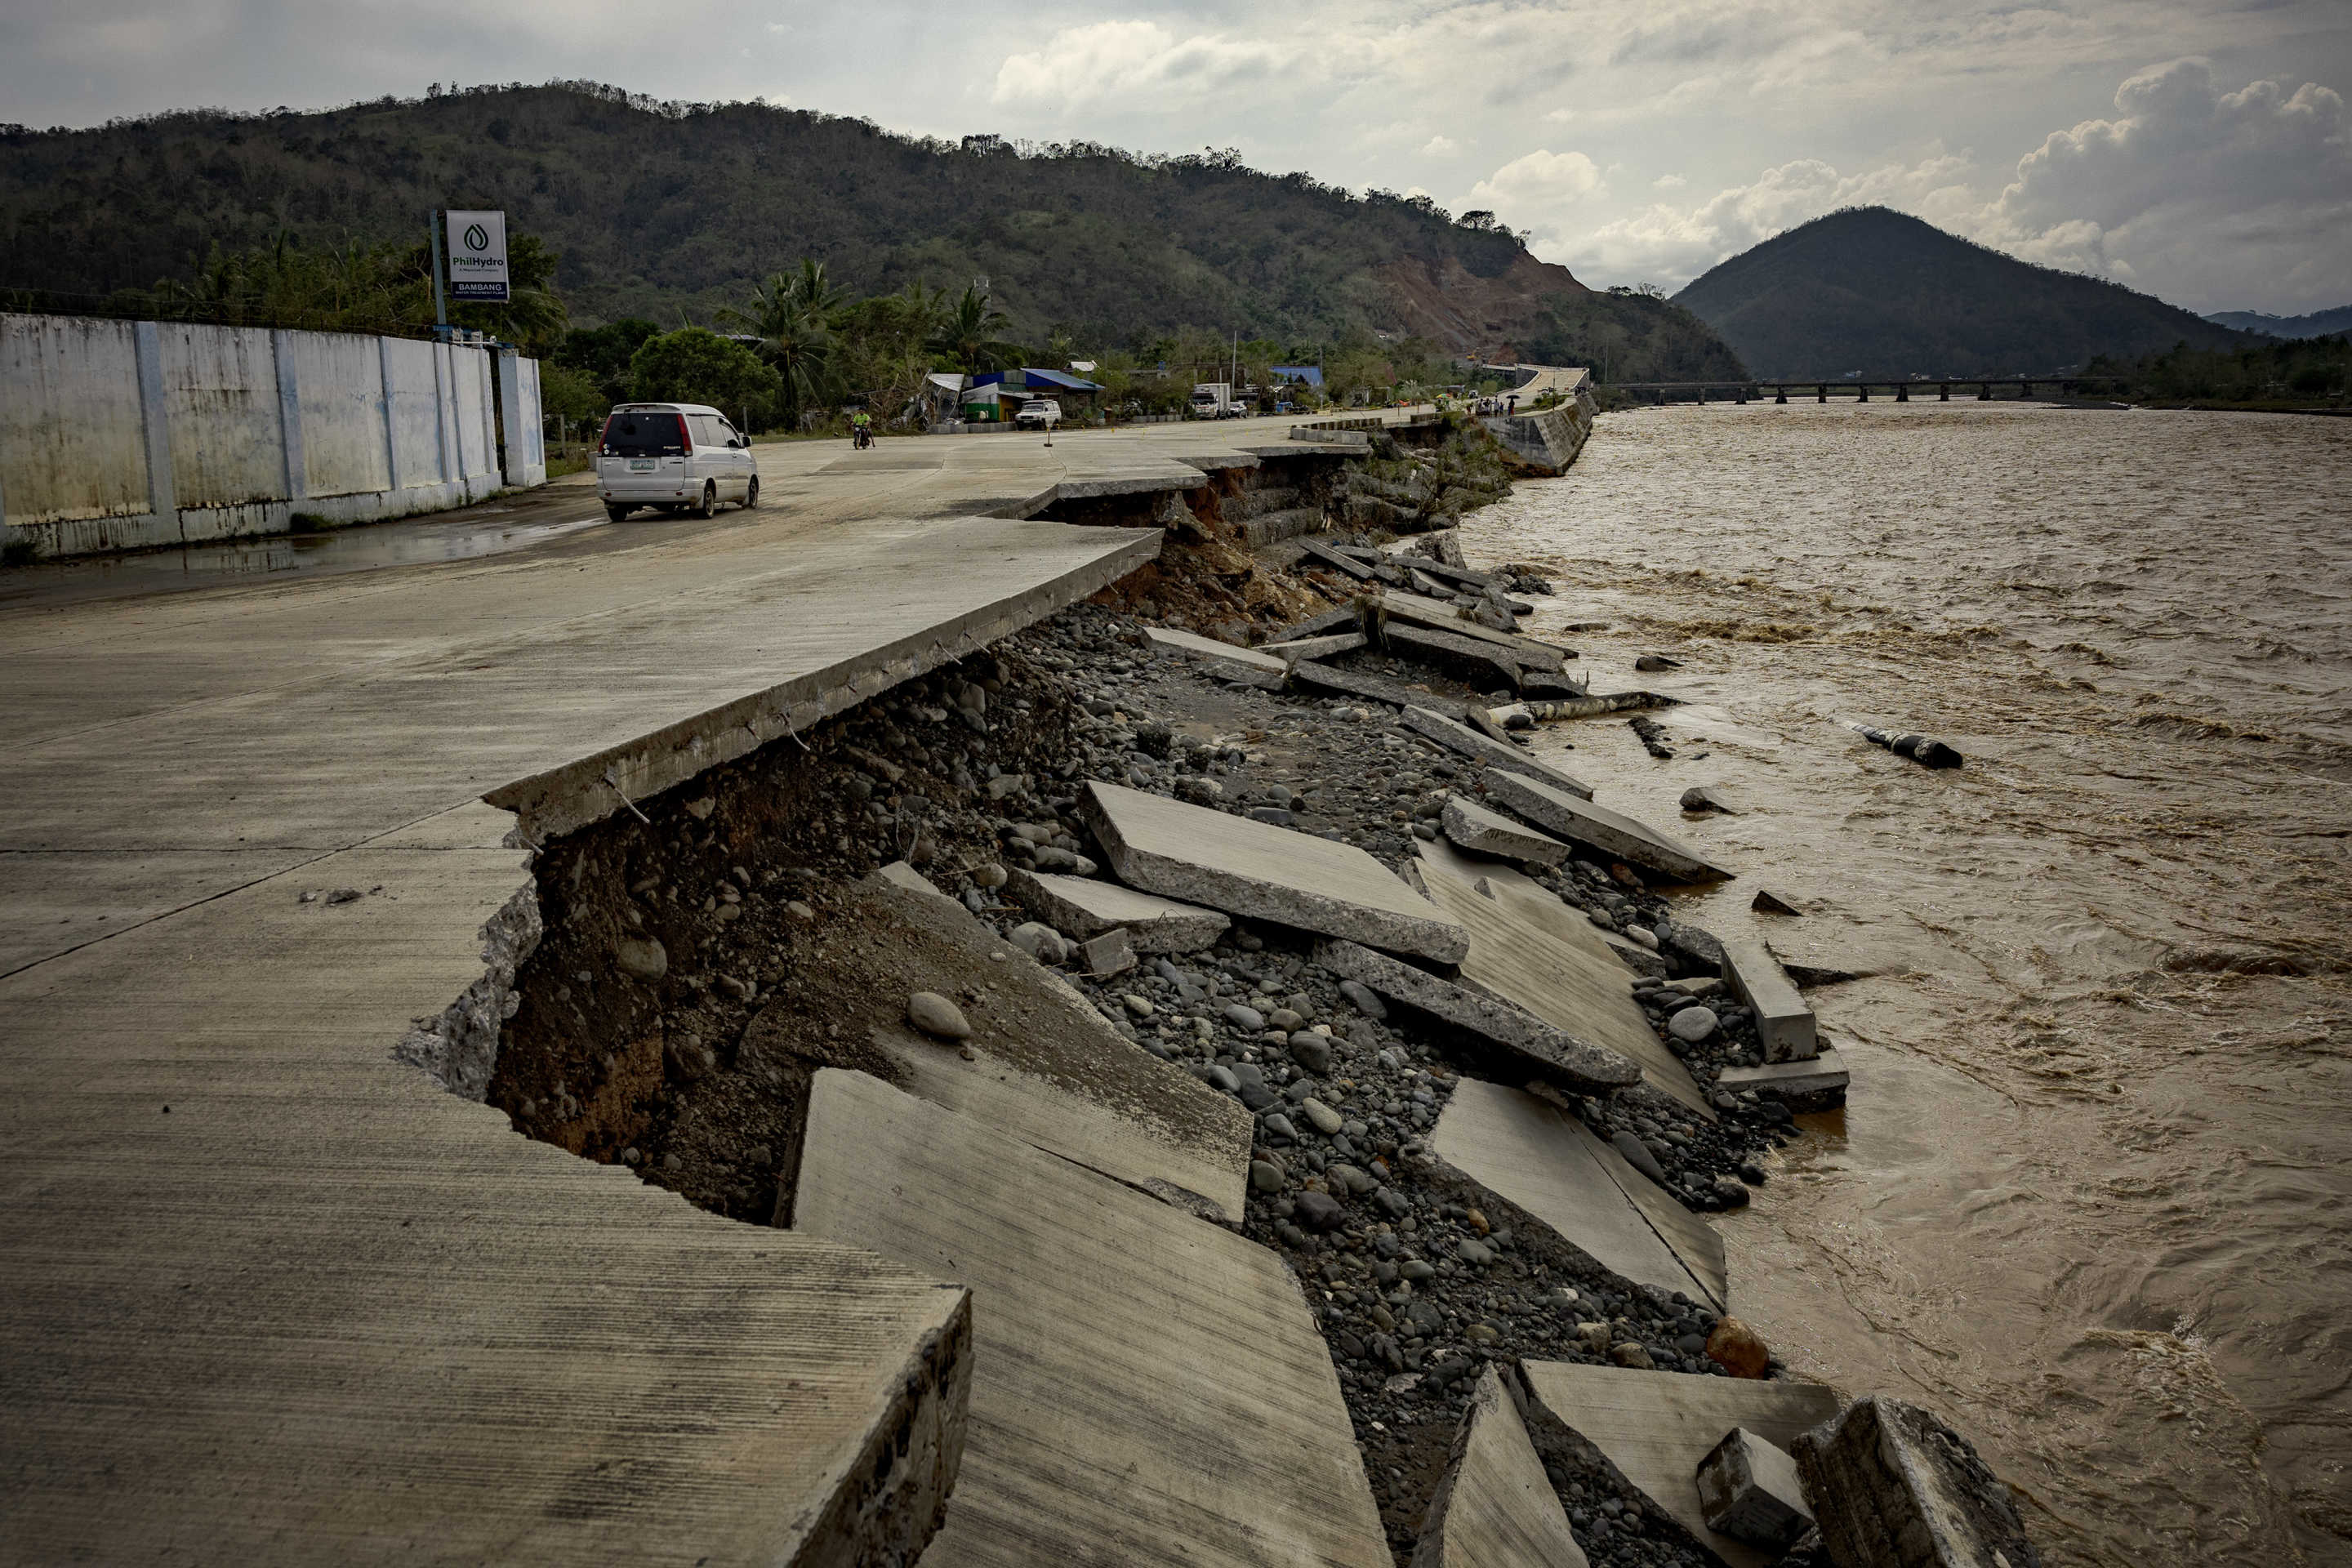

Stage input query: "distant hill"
[
  {"left": 0, "top": 82, "right": 1740, "bottom": 379},
  {"left": 2204, "top": 305, "right": 2352, "bottom": 340},
  {"left": 1673, "top": 207, "right": 2255, "bottom": 379}
]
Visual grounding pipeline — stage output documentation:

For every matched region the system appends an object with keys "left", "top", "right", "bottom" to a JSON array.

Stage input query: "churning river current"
[{"left": 1463, "top": 402, "right": 2352, "bottom": 1566}]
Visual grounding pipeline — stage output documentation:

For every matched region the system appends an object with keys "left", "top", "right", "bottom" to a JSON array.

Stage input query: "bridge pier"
[
  {"left": 1775, "top": 387, "right": 1788, "bottom": 403},
  {"left": 1858, "top": 384, "right": 1870, "bottom": 403},
  {"left": 1895, "top": 384, "right": 1910, "bottom": 403},
  {"left": 1735, "top": 387, "right": 1748, "bottom": 405},
  {"left": 1816, "top": 385, "right": 1827, "bottom": 403},
  {"left": 1978, "top": 383, "right": 1992, "bottom": 400},
  {"left": 1939, "top": 384, "right": 1949, "bottom": 401}
]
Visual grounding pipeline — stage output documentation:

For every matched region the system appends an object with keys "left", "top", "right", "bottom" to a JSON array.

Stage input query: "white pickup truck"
[
  {"left": 1190, "top": 382, "right": 1243, "bottom": 419},
  {"left": 1014, "top": 398, "right": 1062, "bottom": 429}
]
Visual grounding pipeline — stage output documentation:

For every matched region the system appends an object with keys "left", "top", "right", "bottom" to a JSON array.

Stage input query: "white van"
[{"left": 595, "top": 403, "right": 760, "bottom": 521}]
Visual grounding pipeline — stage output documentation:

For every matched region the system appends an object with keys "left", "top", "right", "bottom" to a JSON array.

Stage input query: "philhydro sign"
[{"left": 444, "top": 209, "right": 510, "bottom": 303}]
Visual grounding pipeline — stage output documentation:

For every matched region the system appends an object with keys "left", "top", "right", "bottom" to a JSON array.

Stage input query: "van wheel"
[
  {"left": 604, "top": 503, "right": 631, "bottom": 522},
  {"left": 742, "top": 477, "right": 760, "bottom": 510},
  {"left": 693, "top": 482, "right": 717, "bottom": 519}
]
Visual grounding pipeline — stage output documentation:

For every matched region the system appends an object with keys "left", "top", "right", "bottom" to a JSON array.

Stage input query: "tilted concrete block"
[
  {"left": 1004, "top": 866, "right": 1229, "bottom": 954},
  {"left": 1792, "top": 1396, "right": 2042, "bottom": 1568},
  {"left": 1414, "top": 840, "right": 1717, "bottom": 1122},
  {"left": 1518, "top": 1360, "right": 1842, "bottom": 1568},
  {"left": 1083, "top": 781, "right": 1468, "bottom": 964},
  {"left": 1144, "top": 626, "right": 1289, "bottom": 689},
  {"left": 1401, "top": 706, "right": 1595, "bottom": 800},
  {"left": 1410, "top": 1365, "right": 1589, "bottom": 1568},
  {"left": 1482, "top": 768, "right": 1731, "bottom": 883},
  {"left": 795, "top": 1070, "right": 1390, "bottom": 1568},
  {"left": 1717, "top": 1049, "right": 1849, "bottom": 1112},
  {"left": 1718, "top": 935, "right": 1817, "bottom": 1062},
  {"left": 1441, "top": 793, "right": 1570, "bottom": 867},
  {"left": 1316, "top": 938, "right": 1639, "bottom": 1094},
  {"left": 1696, "top": 1427, "right": 1815, "bottom": 1548}
]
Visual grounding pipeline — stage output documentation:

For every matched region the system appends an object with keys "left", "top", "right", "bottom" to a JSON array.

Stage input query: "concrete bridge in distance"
[{"left": 1606, "top": 376, "right": 2130, "bottom": 405}]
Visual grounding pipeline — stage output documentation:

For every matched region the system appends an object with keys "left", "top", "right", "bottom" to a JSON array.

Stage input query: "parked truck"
[{"left": 1190, "top": 382, "right": 1243, "bottom": 419}]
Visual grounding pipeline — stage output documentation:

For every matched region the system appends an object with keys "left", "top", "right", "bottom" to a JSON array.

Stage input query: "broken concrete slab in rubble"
[
  {"left": 1717, "top": 935, "right": 1817, "bottom": 1062},
  {"left": 876, "top": 858, "right": 959, "bottom": 906},
  {"left": 1414, "top": 840, "right": 1715, "bottom": 1120},
  {"left": 1298, "top": 537, "right": 1379, "bottom": 581},
  {"left": 1144, "top": 626, "right": 1289, "bottom": 690},
  {"left": 1291, "top": 661, "right": 1479, "bottom": 723},
  {"left": 1384, "top": 528, "right": 1472, "bottom": 571},
  {"left": 1717, "top": 1050, "right": 1850, "bottom": 1112},
  {"left": 1696, "top": 1428, "right": 1814, "bottom": 1548},
  {"left": 1377, "top": 590, "right": 1570, "bottom": 673},
  {"left": 1004, "top": 867, "right": 1231, "bottom": 954},
  {"left": 1402, "top": 707, "right": 1596, "bottom": 800},
  {"left": 1262, "top": 630, "right": 1370, "bottom": 662},
  {"left": 749, "top": 873, "right": 1254, "bottom": 1223},
  {"left": 1431, "top": 1079, "right": 1721, "bottom": 1310},
  {"left": 1410, "top": 1364, "right": 1591, "bottom": 1568},
  {"left": 1793, "top": 1396, "right": 2042, "bottom": 1568},
  {"left": 1386, "top": 622, "right": 1527, "bottom": 692},
  {"left": 1441, "top": 793, "right": 1571, "bottom": 867},
  {"left": 1482, "top": 768, "right": 1732, "bottom": 883},
  {"left": 1272, "top": 604, "right": 1366, "bottom": 643},
  {"left": 794, "top": 1069, "right": 1391, "bottom": 1568},
  {"left": 1084, "top": 781, "right": 1470, "bottom": 964},
  {"left": 1316, "top": 938, "right": 1640, "bottom": 1094},
  {"left": 1517, "top": 1360, "right": 1842, "bottom": 1568}
]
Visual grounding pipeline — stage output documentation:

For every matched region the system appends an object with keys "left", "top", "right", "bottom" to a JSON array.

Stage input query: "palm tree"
[
  {"left": 783, "top": 257, "right": 846, "bottom": 321},
  {"left": 721, "top": 270, "right": 839, "bottom": 430},
  {"left": 927, "top": 286, "right": 1027, "bottom": 374}
]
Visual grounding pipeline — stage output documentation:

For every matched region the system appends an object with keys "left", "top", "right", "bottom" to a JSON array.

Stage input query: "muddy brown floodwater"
[{"left": 1463, "top": 402, "right": 2352, "bottom": 1567}]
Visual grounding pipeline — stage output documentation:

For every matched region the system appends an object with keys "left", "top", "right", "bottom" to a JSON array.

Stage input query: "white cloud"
[
  {"left": 1561, "top": 149, "right": 1976, "bottom": 285},
  {"left": 1653, "top": 173, "right": 1686, "bottom": 189},
  {"left": 991, "top": 20, "right": 1298, "bottom": 107},
  {"left": 1466, "top": 148, "right": 1605, "bottom": 236},
  {"left": 1422, "top": 135, "right": 1460, "bottom": 155},
  {"left": 1974, "top": 59, "right": 2352, "bottom": 309}
]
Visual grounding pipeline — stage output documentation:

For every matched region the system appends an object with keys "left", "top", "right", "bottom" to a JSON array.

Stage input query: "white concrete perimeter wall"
[{"left": 0, "top": 312, "right": 543, "bottom": 559}]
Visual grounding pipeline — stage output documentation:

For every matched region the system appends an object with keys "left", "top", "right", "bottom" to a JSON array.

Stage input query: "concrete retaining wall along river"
[{"left": 0, "top": 313, "right": 547, "bottom": 559}]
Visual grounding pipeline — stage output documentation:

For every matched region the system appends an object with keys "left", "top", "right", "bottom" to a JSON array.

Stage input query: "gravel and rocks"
[{"left": 491, "top": 582, "right": 1812, "bottom": 1568}]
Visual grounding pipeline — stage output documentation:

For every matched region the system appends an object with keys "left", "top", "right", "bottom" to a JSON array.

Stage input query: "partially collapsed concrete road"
[{"left": 0, "top": 416, "right": 1373, "bottom": 1562}]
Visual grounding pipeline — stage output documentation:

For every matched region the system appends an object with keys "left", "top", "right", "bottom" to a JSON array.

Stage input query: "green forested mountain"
[
  {"left": 0, "top": 82, "right": 1740, "bottom": 379},
  {"left": 1673, "top": 207, "right": 2255, "bottom": 379}
]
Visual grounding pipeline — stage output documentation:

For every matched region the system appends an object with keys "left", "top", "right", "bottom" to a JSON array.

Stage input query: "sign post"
[
  {"left": 428, "top": 210, "right": 450, "bottom": 328},
  {"left": 443, "top": 209, "right": 510, "bottom": 305}
]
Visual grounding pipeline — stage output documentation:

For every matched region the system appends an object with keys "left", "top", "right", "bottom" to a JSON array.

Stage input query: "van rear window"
[{"left": 601, "top": 411, "right": 688, "bottom": 456}]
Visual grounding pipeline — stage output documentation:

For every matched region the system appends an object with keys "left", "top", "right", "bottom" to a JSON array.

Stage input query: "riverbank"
[
  {"left": 474, "top": 427, "right": 2052, "bottom": 1565},
  {"left": 1471, "top": 399, "right": 2352, "bottom": 1566}
]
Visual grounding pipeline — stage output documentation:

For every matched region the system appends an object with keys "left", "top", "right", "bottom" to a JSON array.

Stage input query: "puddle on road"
[{"left": 0, "top": 505, "right": 613, "bottom": 607}]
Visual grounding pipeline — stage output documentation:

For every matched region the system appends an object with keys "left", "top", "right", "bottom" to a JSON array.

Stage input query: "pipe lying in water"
[
  {"left": 1493, "top": 691, "right": 1679, "bottom": 727},
  {"left": 1839, "top": 721, "right": 1963, "bottom": 769}
]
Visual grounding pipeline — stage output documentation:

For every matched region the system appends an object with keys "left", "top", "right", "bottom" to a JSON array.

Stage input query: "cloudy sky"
[{"left": 5, "top": 0, "right": 2348, "bottom": 313}]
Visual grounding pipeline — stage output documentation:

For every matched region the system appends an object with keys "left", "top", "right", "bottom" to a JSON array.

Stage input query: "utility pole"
[{"left": 427, "top": 209, "right": 449, "bottom": 332}]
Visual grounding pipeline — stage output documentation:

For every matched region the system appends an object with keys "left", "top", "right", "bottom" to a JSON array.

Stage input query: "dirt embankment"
[{"left": 1379, "top": 252, "right": 1591, "bottom": 360}]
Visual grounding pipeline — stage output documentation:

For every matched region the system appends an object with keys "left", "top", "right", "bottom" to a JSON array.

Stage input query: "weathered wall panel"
[
  {"left": 452, "top": 347, "right": 491, "bottom": 479},
  {"left": 291, "top": 332, "right": 390, "bottom": 500},
  {"left": 159, "top": 323, "right": 287, "bottom": 511},
  {"left": 383, "top": 338, "right": 446, "bottom": 489},
  {"left": 0, "top": 314, "right": 151, "bottom": 525},
  {"left": 2, "top": 313, "right": 541, "bottom": 557}
]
